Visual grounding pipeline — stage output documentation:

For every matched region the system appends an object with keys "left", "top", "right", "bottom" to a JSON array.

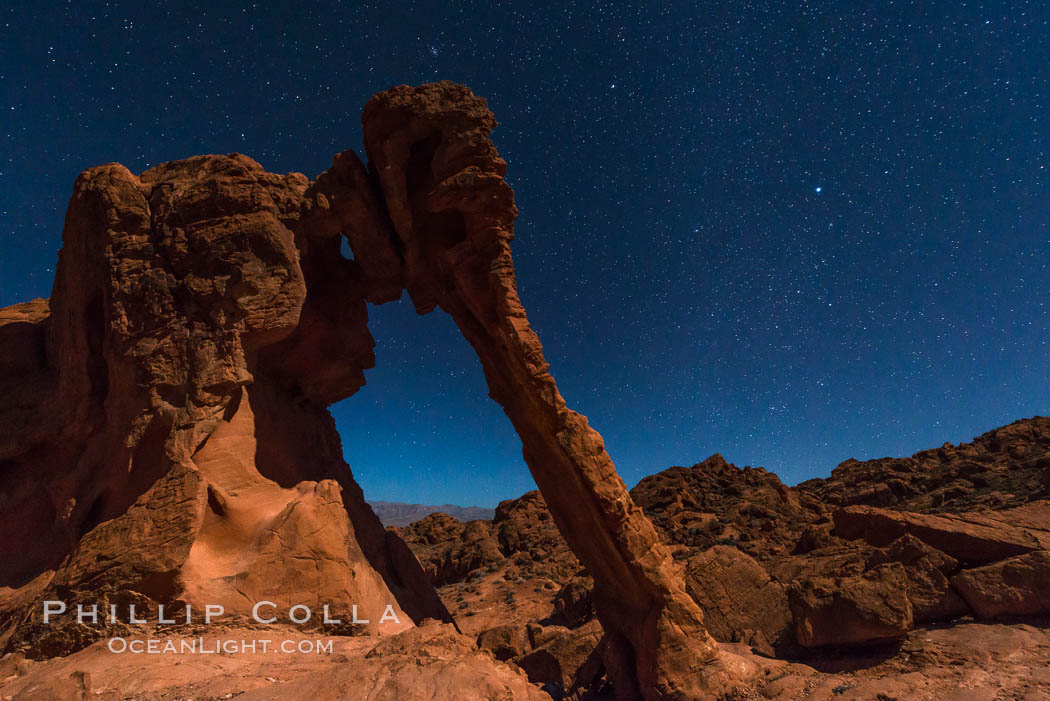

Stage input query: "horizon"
[
  {"left": 367, "top": 413, "right": 1047, "bottom": 510},
  {"left": 2, "top": 2, "right": 1046, "bottom": 508}
]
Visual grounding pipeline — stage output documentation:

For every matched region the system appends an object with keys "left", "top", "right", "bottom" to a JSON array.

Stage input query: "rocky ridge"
[
  {"left": 399, "top": 416, "right": 1050, "bottom": 695},
  {"left": 368, "top": 500, "right": 495, "bottom": 527}
]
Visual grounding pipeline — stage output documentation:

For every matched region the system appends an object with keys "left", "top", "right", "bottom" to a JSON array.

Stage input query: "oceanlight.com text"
[{"left": 107, "top": 637, "right": 335, "bottom": 655}]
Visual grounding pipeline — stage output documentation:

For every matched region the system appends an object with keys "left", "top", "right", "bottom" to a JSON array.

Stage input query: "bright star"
[{"left": 815, "top": 186, "right": 822, "bottom": 193}]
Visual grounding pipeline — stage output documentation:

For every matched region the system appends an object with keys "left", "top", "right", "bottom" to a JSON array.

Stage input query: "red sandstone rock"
[
  {"left": 682, "top": 546, "right": 793, "bottom": 657},
  {"left": 0, "top": 153, "right": 448, "bottom": 658},
  {"left": 398, "top": 419, "right": 1050, "bottom": 687},
  {"left": 547, "top": 574, "right": 596, "bottom": 629},
  {"left": 395, "top": 491, "right": 580, "bottom": 590},
  {"left": 362, "top": 81, "right": 734, "bottom": 699},
  {"left": 788, "top": 563, "right": 913, "bottom": 647},
  {"left": 5, "top": 78, "right": 1050, "bottom": 698},
  {"left": 0, "top": 622, "right": 553, "bottom": 701},
  {"left": 492, "top": 491, "right": 582, "bottom": 583},
  {"left": 799, "top": 416, "right": 1050, "bottom": 512},
  {"left": 631, "top": 454, "right": 829, "bottom": 561},
  {"left": 476, "top": 624, "right": 528, "bottom": 661},
  {"left": 514, "top": 619, "right": 604, "bottom": 695},
  {"left": 952, "top": 550, "right": 1050, "bottom": 619},
  {"left": 10, "top": 616, "right": 1050, "bottom": 701},
  {"left": 865, "top": 534, "right": 969, "bottom": 624},
  {"left": 833, "top": 502, "right": 1050, "bottom": 562},
  {"left": 395, "top": 513, "right": 505, "bottom": 586},
  {"left": 0, "top": 82, "right": 741, "bottom": 697}
]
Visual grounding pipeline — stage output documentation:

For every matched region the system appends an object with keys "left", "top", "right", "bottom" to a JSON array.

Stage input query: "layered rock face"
[
  {"left": 0, "top": 154, "right": 450, "bottom": 658},
  {"left": 0, "top": 82, "right": 727, "bottom": 699}
]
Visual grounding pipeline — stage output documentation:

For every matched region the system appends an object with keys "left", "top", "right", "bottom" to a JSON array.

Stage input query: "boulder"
[
  {"left": 952, "top": 550, "right": 1050, "bottom": 619},
  {"left": 546, "top": 574, "right": 595, "bottom": 629},
  {"left": 866, "top": 534, "right": 969, "bottom": 623},
  {"left": 476, "top": 624, "right": 527, "bottom": 661},
  {"left": 514, "top": 619, "right": 604, "bottom": 695},
  {"left": 788, "top": 563, "right": 913, "bottom": 647},
  {"left": 833, "top": 503, "right": 1050, "bottom": 562},
  {"left": 683, "top": 546, "right": 792, "bottom": 656}
]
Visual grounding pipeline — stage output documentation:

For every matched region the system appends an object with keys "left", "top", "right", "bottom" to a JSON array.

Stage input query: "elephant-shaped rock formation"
[{"left": 0, "top": 82, "right": 736, "bottom": 699}]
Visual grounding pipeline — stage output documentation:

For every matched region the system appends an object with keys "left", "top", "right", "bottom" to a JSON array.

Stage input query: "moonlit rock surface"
[{"left": 0, "top": 82, "right": 735, "bottom": 699}]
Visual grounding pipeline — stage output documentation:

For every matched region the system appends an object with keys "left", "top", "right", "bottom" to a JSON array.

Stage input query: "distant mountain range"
[{"left": 367, "top": 500, "right": 495, "bottom": 527}]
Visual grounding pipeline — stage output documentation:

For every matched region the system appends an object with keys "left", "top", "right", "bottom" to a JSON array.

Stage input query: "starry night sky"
[{"left": 2, "top": 2, "right": 1047, "bottom": 507}]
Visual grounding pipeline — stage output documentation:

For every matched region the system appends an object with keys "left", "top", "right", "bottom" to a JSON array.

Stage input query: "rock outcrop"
[
  {"left": 787, "top": 563, "right": 914, "bottom": 648},
  {"left": 396, "top": 513, "right": 505, "bottom": 587},
  {"left": 0, "top": 154, "right": 450, "bottom": 658},
  {"left": 396, "top": 491, "right": 579, "bottom": 588},
  {"left": 798, "top": 416, "right": 1050, "bottom": 512},
  {"left": 0, "top": 622, "right": 554, "bottom": 701},
  {"left": 682, "top": 546, "right": 792, "bottom": 657},
  {"left": 632, "top": 454, "right": 828, "bottom": 561},
  {"left": 0, "top": 82, "right": 733, "bottom": 698},
  {"left": 359, "top": 82, "right": 733, "bottom": 698},
  {"left": 952, "top": 550, "right": 1050, "bottom": 619},
  {"left": 4, "top": 78, "right": 1050, "bottom": 699},
  {"left": 833, "top": 501, "right": 1050, "bottom": 562}
]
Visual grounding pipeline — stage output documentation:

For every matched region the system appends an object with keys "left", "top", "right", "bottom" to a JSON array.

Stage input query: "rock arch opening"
[
  {"left": 329, "top": 295, "right": 530, "bottom": 508},
  {"left": 0, "top": 82, "right": 744, "bottom": 699}
]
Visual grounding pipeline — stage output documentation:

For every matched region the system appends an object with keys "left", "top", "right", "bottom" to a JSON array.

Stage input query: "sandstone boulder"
[
  {"left": 952, "top": 550, "right": 1050, "bottom": 619},
  {"left": 833, "top": 503, "right": 1050, "bottom": 562},
  {"left": 788, "top": 563, "right": 913, "bottom": 647},
  {"left": 866, "top": 534, "right": 968, "bottom": 623},
  {"left": 546, "top": 574, "right": 596, "bottom": 629},
  {"left": 476, "top": 624, "right": 528, "bottom": 661},
  {"left": 683, "top": 546, "right": 792, "bottom": 656},
  {"left": 514, "top": 619, "right": 604, "bottom": 695}
]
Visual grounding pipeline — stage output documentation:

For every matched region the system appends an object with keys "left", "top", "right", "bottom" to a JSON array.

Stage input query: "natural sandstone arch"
[
  {"left": 0, "top": 82, "right": 739, "bottom": 699},
  {"left": 323, "top": 82, "right": 734, "bottom": 699}
]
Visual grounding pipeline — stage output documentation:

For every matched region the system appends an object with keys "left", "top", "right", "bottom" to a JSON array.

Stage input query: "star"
[{"left": 0, "top": 0, "right": 1044, "bottom": 507}]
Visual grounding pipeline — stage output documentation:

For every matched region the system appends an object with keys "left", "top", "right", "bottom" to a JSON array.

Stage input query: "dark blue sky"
[{"left": 2, "top": 2, "right": 1047, "bottom": 507}]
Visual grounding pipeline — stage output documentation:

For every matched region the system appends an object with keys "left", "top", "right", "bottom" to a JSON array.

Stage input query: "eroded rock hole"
[
  {"left": 340, "top": 236, "right": 356, "bottom": 261},
  {"left": 331, "top": 296, "right": 530, "bottom": 509}
]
